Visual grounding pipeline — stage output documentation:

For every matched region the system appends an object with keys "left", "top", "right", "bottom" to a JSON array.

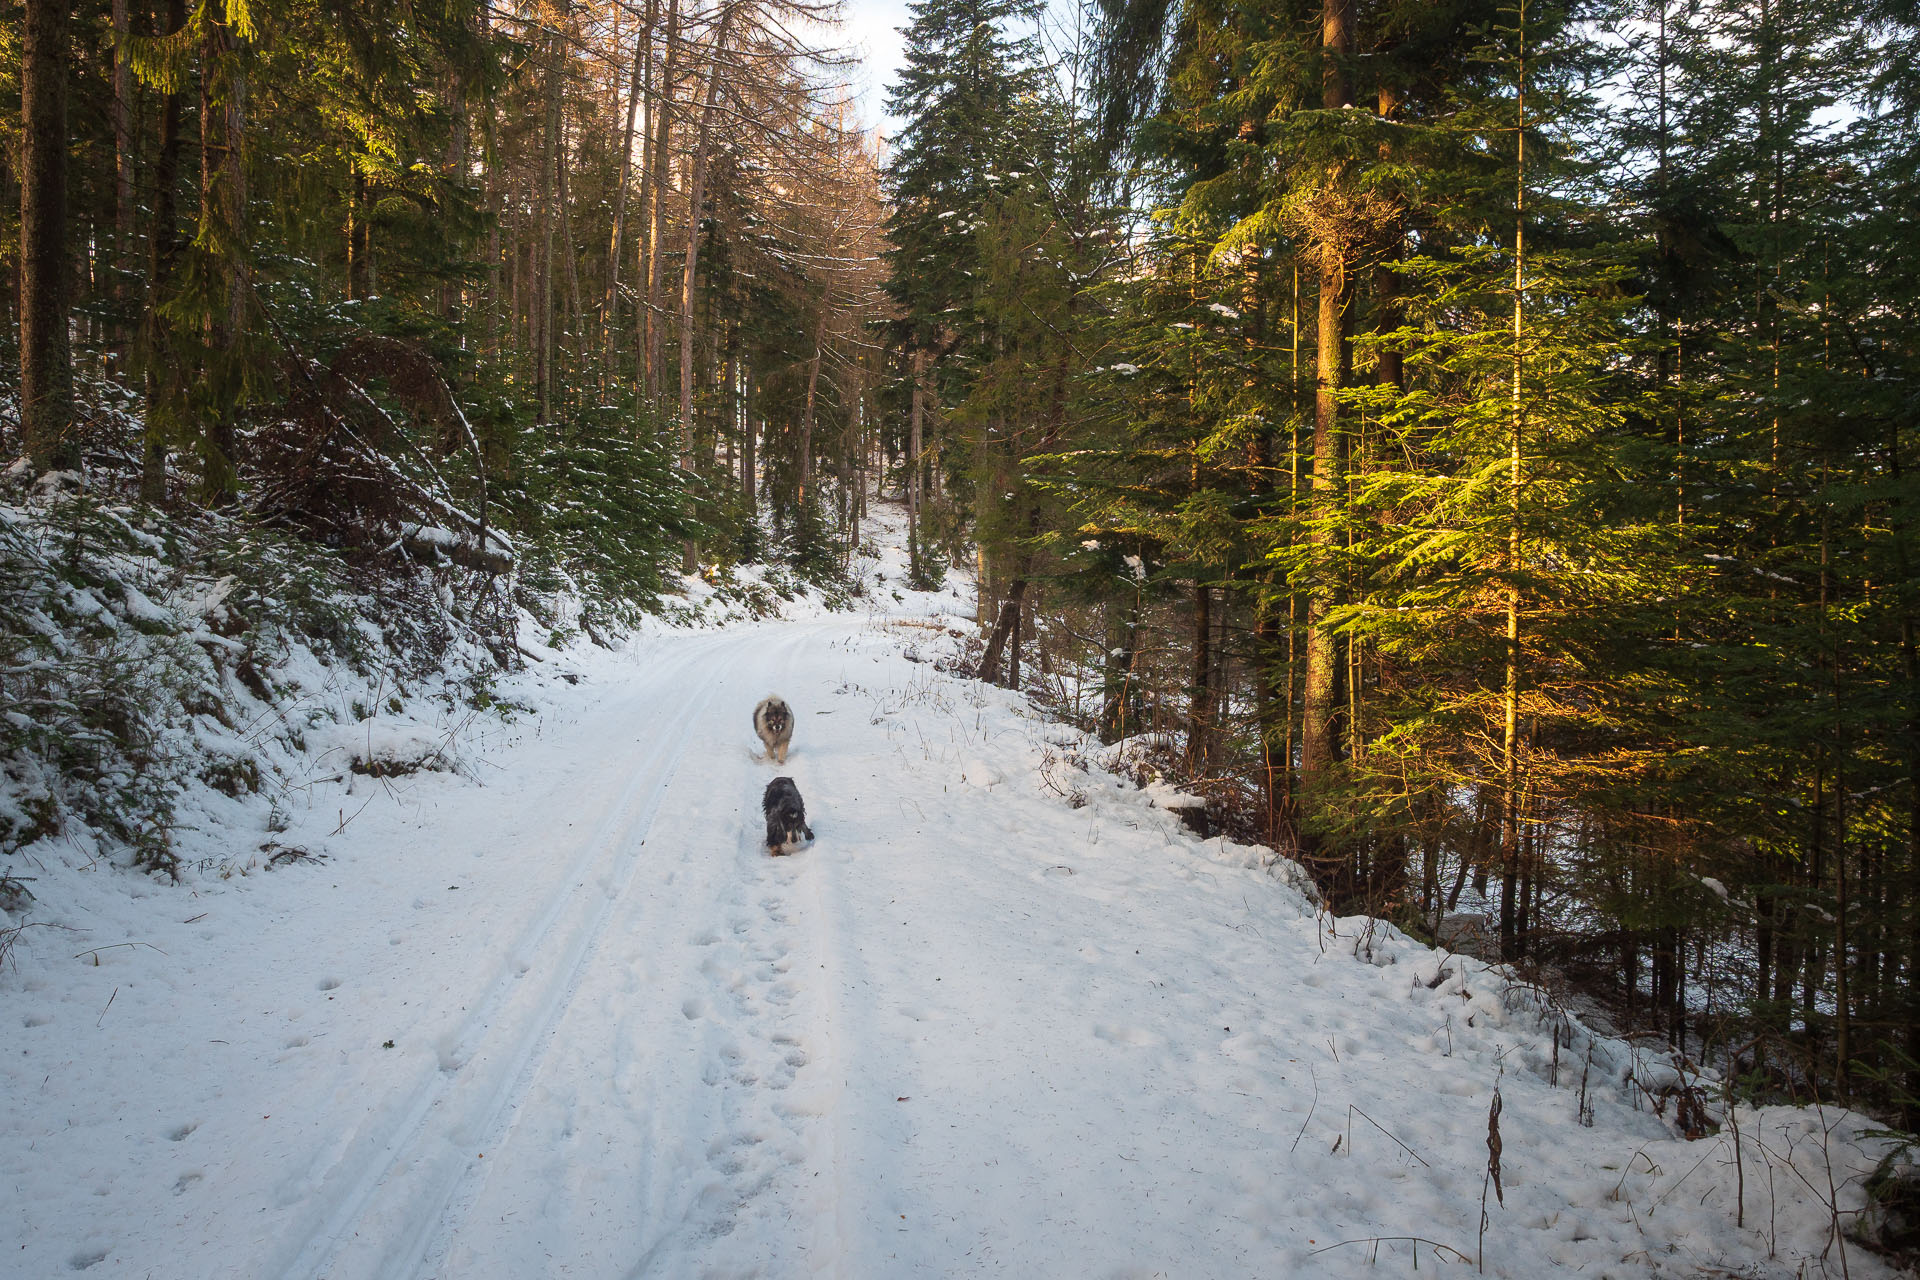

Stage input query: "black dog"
[{"left": 762, "top": 776, "right": 814, "bottom": 855}]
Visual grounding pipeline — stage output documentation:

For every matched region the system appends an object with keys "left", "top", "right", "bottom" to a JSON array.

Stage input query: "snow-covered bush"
[
  {"left": 1, "top": 494, "right": 207, "bottom": 868},
  {"left": 0, "top": 479, "right": 505, "bottom": 875}
]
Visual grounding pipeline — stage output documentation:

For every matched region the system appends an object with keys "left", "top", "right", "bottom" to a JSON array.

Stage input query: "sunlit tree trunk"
[
  {"left": 1300, "top": 0, "right": 1354, "bottom": 804},
  {"left": 1499, "top": 0, "right": 1527, "bottom": 962}
]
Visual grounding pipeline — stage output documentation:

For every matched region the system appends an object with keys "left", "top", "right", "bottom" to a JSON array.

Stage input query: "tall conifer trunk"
[
  {"left": 1499, "top": 0, "right": 1528, "bottom": 962},
  {"left": 483, "top": 46, "right": 500, "bottom": 356},
  {"left": 141, "top": 0, "right": 187, "bottom": 503},
  {"left": 1189, "top": 585, "right": 1214, "bottom": 773},
  {"left": 678, "top": 2, "right": 739, "bottom": 576},
  {"left": 645, "top": 0, "right": 683, "bottom": 402},
  {"left": 1101, "top": 598, "right": 1142, "bottom": 744},
  {"left": 798, "top": 307, "right": 829, "bottom": 501},
  {"left": 553, "top": 0, "right": 584, "bottom": 364},
  {"left": 442, "top": 60, "right": 470, "bottom": 327},
  {"left": 630, "top": 0, "right": 658, "bottom": 391},
  {"left": 1300, "top": 0, "right": 1354, "bottom": 812},
  {"left": 535, "top": 23, "right": 564, "bottom": 423},
  {"left": 112, "top": 0, "right": 135, "bottom": 354},
  {"left": 198, "top": 0, "right": 247, "bottom": 500},
  {"left": 1889, "top": 426, "right": 1920, "bottom": 1118},
  {"left": 1374, "top": 84, "right": 1404, "bottom": 397},
  {"left": 347, "top": 170, "right": 371, "bottom": 300},
  {"left": 742, "top": 367, "right": 757, "bottom": 504},
  {"left": 20, "top": 0, "right": 76, "bottom": 474},
  {"left": 908, "top": 351, "right": 925, "bottom": 579},
  {"left": 606, "top": 0, "right": 653, "bottom": 380}
]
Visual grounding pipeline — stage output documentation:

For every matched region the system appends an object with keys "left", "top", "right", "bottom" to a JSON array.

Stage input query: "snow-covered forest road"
[{"left": 2, "top": 530, "right": 1904, "bottom": 1279}]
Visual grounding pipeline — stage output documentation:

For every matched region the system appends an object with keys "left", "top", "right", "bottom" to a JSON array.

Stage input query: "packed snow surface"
[{"left": 2, "top": 507, "right": 1904, "bottom": 1279}]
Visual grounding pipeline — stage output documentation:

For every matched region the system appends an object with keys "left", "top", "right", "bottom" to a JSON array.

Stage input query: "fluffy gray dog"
[
  {"left": 762, "top": 777, "right": 813, "bottom": 855},
  {"left": 752, "top": 694, "right": 794, "bottom": 764}
]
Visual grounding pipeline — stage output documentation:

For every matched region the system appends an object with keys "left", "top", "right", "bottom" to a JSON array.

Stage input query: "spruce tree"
[{"left": 883, "top": 0, "right": 1044, "bottom": 579}]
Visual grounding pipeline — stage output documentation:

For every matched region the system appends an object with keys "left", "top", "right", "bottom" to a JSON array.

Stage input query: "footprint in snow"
[{"left": 1093, "top": 1023, "right": 1163, "bottom": 1048}]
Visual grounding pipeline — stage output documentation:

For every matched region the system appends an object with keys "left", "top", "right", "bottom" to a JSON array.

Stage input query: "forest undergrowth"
[{"left": 0, "top": 373, "right": 854, "bottom": 899}]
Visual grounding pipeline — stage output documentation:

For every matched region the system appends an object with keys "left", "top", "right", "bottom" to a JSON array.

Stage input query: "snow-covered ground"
[{"left": 2, "top": 503, "right": 1906, "bottom": 1279}]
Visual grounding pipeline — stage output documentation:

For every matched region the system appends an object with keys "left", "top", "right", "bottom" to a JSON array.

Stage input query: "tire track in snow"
[
  {"left": 621, "top": 621, "right": 846, "bottom": 1278},
  {"left": 274, "top": 628, "right": 745, "bottom": 1280},
  {"left": 787, "top": 815, "right": 850, "bottom": 1279}
]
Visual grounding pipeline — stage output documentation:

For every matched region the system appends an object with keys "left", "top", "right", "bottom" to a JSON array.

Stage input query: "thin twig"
[
  {"left": 1310, "top": 1236, "right": 1471, "bottom": 1264},
  {"left": 73, "top": 941, "right": 168, "bottom": 960},
  {"left": 1290, "top": 1065, "right": 1319, "bottom": 1154},
  {"left": 1346, "top": 1105, "right": 1431, "bottom": 1167}
]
